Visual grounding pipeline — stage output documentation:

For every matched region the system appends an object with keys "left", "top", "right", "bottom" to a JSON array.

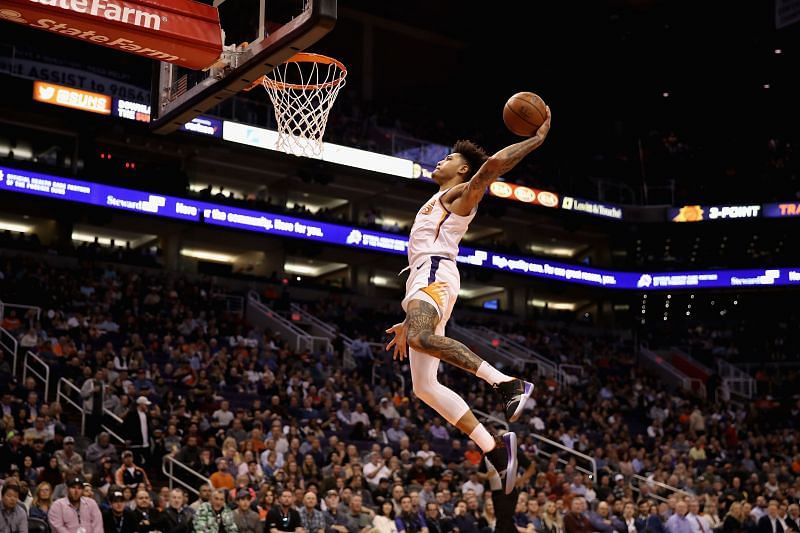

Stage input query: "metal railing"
[
  {"left": 247, "top": 291, "right": 332, "bottom": 353},
  {"left": 213, "top": 292, "right": 245, "bottom": 315},
  {"left": 557, "top": 364, "right": 585, "bottom": 388},
  {"left": 639, "top": 347, "right": 706, "bottom": 400},
  {"left": 528, "top": 432, "right": 597, "bottom": 484},
  {"left": 0, "top": 300, "right": 42, "bottom": 322},
  {"left": 56, "top": 378, "right": 85, "bottom": 434},
  {"left": 163, "top": 455, "right": 212, "bottom": 496},
  {"left": 0, "top": 326, "right": 19, "bottom": 375},
  {"left": 101, "top": 385, "right": 127, "bottom": 444},
  {"left": 289, "top": 303, "right": 338, "bottom": 339},
  {"left": 630, "top": 474, "right": 689, "bottom": 503},
  {"left": 473, "top": 408, "right": 509, "bottom": 433},
  {"left": 23, "top": 350, "right": 50, "bottom": 401},
  {"left": 716, "top": 359, "right": 755, "bottom": 399},
  {"left": 449, "top": 322, "right": 527, "bottom": 372},
  {"left": 474, "top": 326, "right": 560, "bottom": 378}
]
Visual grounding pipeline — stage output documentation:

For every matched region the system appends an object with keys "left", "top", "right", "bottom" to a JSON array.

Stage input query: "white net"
[{"left": 262, "top": 53, "right": 347, "bottom": 158}]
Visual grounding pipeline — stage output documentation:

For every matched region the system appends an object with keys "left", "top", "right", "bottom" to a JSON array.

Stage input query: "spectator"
[
  {"left": 540, "top": 500, "right": 565, "bottom": 533},
  {"left": 190, "top": 484, "right": 212, "bottom": 513},
  {"left": 53, "top": 436, "right": 83, "bottom": 474},
  {"left": 80, "top": 369, "right": 105, "bottom": 439},
  {"left": 131, "top": 489, "right": 158, "bottom": 531},
  {"left": 322, "top": 490, "right": 348, "bottom": 532},
  {"left": 155, "top": 488, "right": 193, "bottom": 533},
  {"left": 757, "top": 501, "right": 783, "bottom": 533},
  {"left": 85, "top": 431, "right": 119, "bottom": 465},
  {"left": 233, "top": 489, "right": 262, "bottom": 533},
  {"left": 564, "top": 497, "right": 592, "bottom": 533},
  {"left": 194, "top": 488, "right": 238, "bottom": 533},
  {"left": 115, "top": 450, "right": 151, "bottom": 490},
  {"left": 589, "top": 501, "right": 623, "bottom": 533},
  {"left": 298, "top": 491, "right": 325, "bottom": 533},
  {"left": 622, "top": 502, "right": 641, "bottom": 533},
  {"left": 451, "top": 499, "right": 479, "bottom": 533},
  {"left": 723, "top": 502, "right": 747, "bottom": 533},
  {"left": 423, "top": 502, "right": 449, "bottom": 533},
  {"left": 395, "top": 494, "right": 427, "bottom": 533},
  {"left": 122, "top": 396, "right": 153, "bottom": 466},
  {"left": 48, "top": 475, "right": 103, "bottom": 533},
  {"left": 342, "top": 493, "right": 374, "bottom": 533},
  {"left": 210, "top": 458, "right": 236, "bottom": 490},
  {"left": 213, "top": 400, "right": 235, "bottom": 428},
  {"left": 460, "top": 470, "right": 484, "bottom": 498},
  {"left": 266, "top": 489, "right": 304, "bottom": 532},
  {"left": 29, "top": 481, "right": 53, "bottom": 521},
  {"left": 102, "top": 487, "right": 136, "bottom": 533},
  {"left": 0, "top": 484, "right": 27, "bottom": 533},
  {"left": 668, "top": 501, "right": 693, "bottom": 533},
  {"left": 365, "top": 452, "right": 392, "bottom": 489}
]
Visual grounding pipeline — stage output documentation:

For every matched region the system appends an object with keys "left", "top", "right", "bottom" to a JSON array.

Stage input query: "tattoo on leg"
[{"left": 406, "top": 299, "right": 484, "bottom": 373}]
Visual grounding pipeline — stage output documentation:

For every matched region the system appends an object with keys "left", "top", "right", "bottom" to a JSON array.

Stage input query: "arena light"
[
  {"left": 0, "top": 220, "right": 33, "bottom": 233},
  {"left": 72, "top": 232, "right": 127, "bottom": 247},
  {"left": 284, "top": 259, "right": 347, "bottom": 277},
  {"left": 529, "top": 299, "right": 576, "bottom": 311},
  {"left": 180, "top": 248, "right": 238, "bottom": 263}
]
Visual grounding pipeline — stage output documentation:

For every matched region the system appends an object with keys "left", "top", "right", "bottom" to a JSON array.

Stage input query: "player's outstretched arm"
[{"left": 456, "top": 106, "right": 551, "bottom": 211}]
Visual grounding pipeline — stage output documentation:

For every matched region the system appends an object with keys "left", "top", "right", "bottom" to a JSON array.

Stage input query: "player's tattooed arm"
[
  {"left": 461, "top": 106, "right": 552, "bottom": 207},
  {"left": 405, "top": 299, "right": 483, "bottom": 373}
]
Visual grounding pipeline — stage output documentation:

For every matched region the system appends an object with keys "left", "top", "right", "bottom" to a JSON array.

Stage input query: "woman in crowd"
[
  {"left": 28, "top": 481, "right": 53, "bottom": 521},
  {"left": 372, "top": 500, "right": 399, "bottom": 533},
  {"left": 722, "top": 502, "right": 747, "bottom": 533},
  {"left": 540, "top": 500, "right": 565, "bottom": 533},
  {"left": 480, "top": 497, "right": 497, "bottom": 532}
]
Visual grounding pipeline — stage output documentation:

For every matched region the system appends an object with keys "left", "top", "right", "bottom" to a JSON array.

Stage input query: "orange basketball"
[{"left": 503, "top": 92, "right": 547, "bottom": 137}]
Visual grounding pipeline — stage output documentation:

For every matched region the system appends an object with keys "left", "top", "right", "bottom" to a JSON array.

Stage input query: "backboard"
[{"left": 150, "top": 0, "right": 337, "bottom": 134}]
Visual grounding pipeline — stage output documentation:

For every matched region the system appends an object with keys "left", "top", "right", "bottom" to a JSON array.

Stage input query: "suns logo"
[{"left": 419, "top": 200, "right": 436, "bottom": 215}]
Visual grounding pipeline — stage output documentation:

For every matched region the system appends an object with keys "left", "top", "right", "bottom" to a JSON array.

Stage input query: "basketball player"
[{"left": 386, "top": 106, "right": 551, "bottom": 494}]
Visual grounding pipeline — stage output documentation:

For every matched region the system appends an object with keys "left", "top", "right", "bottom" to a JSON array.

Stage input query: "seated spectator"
[
  {"left": 131, "top": 489, "right": 158, "bottom": 531},
  {"left": 85, "top": 431, "right": 119, "bottom": 465},
  {"left": 341, "top": 493, "right": 374, "bottom": 532},
  {"left": 29, "top": 480, "right": 53, "bottom": 520},
  {"left": 190, "top": 484, "right": 212, "bottom": 513},
  {"left": 102, "top": 487, "right": 136, "bottom": 533},
  {"left": 194, "top": 488, "right": 238, "bottom": 533},
  {"left": 48, "top": 475, "right": 103, "bottom": 533},
  {"left": 451, "top": 499, "right": 480, "bottom": 533},
  {"left": 564, "top": 497, "right": 593, "bottom": 533},
  {"left": 0, "top": 484, "right": 27, "bottom": 533},
  {"left": 298, "top": 491, "right": 325, "bottom": 533},
  {"left": 209, "top": 458, "right": 236, "bottom": 490},
  {"left": 667, "top": 500, "right": 692, "bottom": 533},
  {"left": 53, "top": 435, "right": 83, "bottom": 474},
  {"left": 373, "top": 501, "right": 399, "bottom": 533},
  {"left": 266, "top": 489, "right": 304, "bottom": 532},
  {"left": 395, "top": 494, "right": 426, "bottom": 533},
  {"left": 115, "top": 450, "right": 151, "bottom": 490},
  {"left": 155, "top": 487, "right": 193, "bottom": 533},
  {"left": 232, "top": 489, "right": 262, "bottom": 533},
  {"left": 589, "top": 501, "right": 625, "bottom": 533}
]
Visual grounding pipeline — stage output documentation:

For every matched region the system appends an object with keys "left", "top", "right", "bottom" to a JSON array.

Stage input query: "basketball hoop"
[{"left": 249, "top": 53, "right": 347, "bottom": 158}]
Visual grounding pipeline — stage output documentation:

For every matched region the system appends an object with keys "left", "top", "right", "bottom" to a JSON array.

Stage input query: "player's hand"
[
  {"left": 532, "top": 105, "right": 552, "bottom": 144},
  {"left": 385, "top": 321, "right": 408, "bottom": 360}
]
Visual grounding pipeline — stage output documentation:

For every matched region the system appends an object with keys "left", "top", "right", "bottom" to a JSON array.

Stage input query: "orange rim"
[{"left": 261, "top": 53, "right": 347, "bottom": 91}]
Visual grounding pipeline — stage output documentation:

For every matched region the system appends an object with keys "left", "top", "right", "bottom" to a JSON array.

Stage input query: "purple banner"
[{"left": 2, "top": 165, "right": 800, "bottom": 291}]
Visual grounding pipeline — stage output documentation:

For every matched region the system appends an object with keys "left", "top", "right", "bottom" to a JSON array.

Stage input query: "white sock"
[
  {"left": 476, "top": 361, "right": 514, "bottom": 386},
  {"left": 469, "top": 424, "right": 496, "bottom": 453}
]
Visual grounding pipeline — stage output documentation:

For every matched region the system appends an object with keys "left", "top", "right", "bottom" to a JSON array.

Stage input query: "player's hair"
[{"left": 452, "top": 139, "right": 489, "bottom": 181}]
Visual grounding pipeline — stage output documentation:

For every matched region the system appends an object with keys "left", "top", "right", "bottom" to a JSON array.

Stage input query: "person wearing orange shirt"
[{"left": 209, "top": 458, "right": 235, "bottom": 490}]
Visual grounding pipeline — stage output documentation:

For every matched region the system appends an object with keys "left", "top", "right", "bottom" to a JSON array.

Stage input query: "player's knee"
[{"left": 411, "top": 377, "right": 435, "bottom": 404}]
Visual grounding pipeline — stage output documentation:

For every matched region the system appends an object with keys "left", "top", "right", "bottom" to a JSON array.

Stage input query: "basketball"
[{"left": 503, "top": 92, "right": 547, "bottom": 137}]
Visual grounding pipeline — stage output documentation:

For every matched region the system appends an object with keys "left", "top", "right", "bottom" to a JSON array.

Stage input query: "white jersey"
[{"left": 407, "top": 188, "right": 476, "bottom": 267}]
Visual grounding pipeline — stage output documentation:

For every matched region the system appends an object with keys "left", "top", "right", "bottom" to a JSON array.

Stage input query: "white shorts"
[{"left": 401, "top": 255, "right": 460, "bottom": 331}]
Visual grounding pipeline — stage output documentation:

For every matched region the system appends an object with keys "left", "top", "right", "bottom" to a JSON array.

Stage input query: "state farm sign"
[{"left": 0, "top": 0, "right": 222, "bottom": 69}]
